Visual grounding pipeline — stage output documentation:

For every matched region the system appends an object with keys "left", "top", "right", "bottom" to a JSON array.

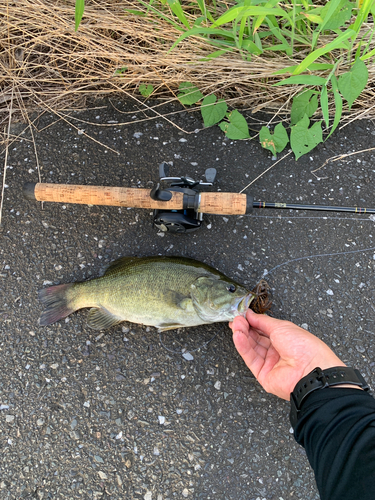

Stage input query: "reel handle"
[{"left": 23, "top": 182, "right": 253, "bottom": 215}]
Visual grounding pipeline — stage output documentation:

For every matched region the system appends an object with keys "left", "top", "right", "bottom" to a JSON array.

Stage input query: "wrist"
[
  {"left": 331, "top": 384, "right": 364, "bottom": 390},
  {"left": 302, "top": 357, "right": 346, "bottom": 381},
  {"left": 290, "top": 366, "right": 370, "bottom": 428}
]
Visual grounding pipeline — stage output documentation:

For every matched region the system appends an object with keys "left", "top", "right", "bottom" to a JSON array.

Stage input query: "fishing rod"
[{"left": 23, "top": 163, "right": 375, "bottom": 234}]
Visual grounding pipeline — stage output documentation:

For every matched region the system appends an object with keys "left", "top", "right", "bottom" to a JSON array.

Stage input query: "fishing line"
[
  {"left": 158, "top": 213, "right": 374, "bottom": 356},
  {"left": 158, "top": 325, "right": 225, "bottom": 355},
  {"left": 261, "top": 244, "right": 375, "bottom": 279}
]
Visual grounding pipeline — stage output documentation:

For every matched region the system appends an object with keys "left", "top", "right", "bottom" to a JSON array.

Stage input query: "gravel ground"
[{"left": 0, "top": 99, "right": 374, "bottom": 499}]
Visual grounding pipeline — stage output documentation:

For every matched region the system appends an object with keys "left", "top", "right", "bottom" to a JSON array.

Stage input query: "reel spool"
[{"left": 151, "top": 163, "right": 217, "bottom": 234}]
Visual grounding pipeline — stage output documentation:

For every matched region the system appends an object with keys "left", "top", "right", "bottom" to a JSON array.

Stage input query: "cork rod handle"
[{"left": 23, "top": 183, "right": 249, "bottom": 215}]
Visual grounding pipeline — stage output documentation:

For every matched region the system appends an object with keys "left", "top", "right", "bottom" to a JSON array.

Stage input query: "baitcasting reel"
[{"left": 151, "top": 163, "right": 217, "bottom": 234}]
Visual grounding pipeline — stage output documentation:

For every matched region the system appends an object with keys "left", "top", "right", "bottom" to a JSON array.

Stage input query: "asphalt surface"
[{"left": 1, "top": 99, "right": 375, "bottom": 500}]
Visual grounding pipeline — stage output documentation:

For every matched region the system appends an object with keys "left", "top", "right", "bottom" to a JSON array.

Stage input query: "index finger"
[{"left": 245, "top": 311, "right": 289, "bottom": 337}]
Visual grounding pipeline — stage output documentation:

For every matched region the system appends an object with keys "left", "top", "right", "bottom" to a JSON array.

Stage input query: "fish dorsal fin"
[
  {"left": 103, "top": 256, "right": 139, "bottom": 277},
  {"left": 87, "top": 307, "right": 121, "bottom": 330}
]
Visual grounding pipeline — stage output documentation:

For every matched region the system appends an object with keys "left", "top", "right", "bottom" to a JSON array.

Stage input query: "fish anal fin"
[{"left": 87, "top": 307, "right": 121, "bottom": 331}]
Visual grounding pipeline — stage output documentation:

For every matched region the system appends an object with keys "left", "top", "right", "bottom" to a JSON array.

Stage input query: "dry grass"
[{"left": 0, "top": 0, "right": 375, "bottom": 145}]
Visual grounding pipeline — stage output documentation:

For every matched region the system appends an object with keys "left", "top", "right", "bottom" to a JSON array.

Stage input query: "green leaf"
[
  {"left": 139, "top": 84, "right": 154, "bottom": 97},
  {"left": 292, "top": 29, "right": 355, "bottom": 75},
  {"left": 169, "top": 27, "right": 235, "bottom": 52},
  {"left": 338, "top": 58, "right": 368, "bottom": 109},
  {"left": 274, "top": 75, "right": 327, "bottom": 86},
  {"left": 320, "top": 86, "right": 329, "bottom": 128},
  {"left": 242, "top": 39, "right": 263, "bottom": 55},
  {"left": 201, "top": 95, "right": 228, "bottom": 127},
  {"left": 352, "top": 0, "right": 374, "bottom": 36},
  {"left": 75, "top": 0, "right": 85, "bottom": 31},
  {"left": 362, "top": 46, "right": 375, "bottom": 61},
  {"left": 114, "top": 67, "right": 128, "bottom": 75},
  {"left": 199, "top": 49, "right": 234, "bottom": 61},
  {"left": 167, "top": 0, "right": 190, "bottom": 28},
  {"left": 327, "top": 75, "right": 343, "bottom": 139},
  {"left": 291, "top": 91, "right": 319, "bottom": 125},
  {"left": 302, "top": 12, "right": 323, "bottom": 23},
  {"left": 320, "top": 0, "right": 352, "bottom": 31},
  {"left": 177, "top": 82, "right": 204, "bottom": 105},
  {"left": 219, "top": 110, "right": 250, "bottom": 140},
  {"left": 213, "top": 6, "right": 292, "bottom": 27},
  {"left": 290, "top": 115, "right": 323, "bottom": 160},
  {"left": 259, "top": 123, "right": 289, "bottom": 156},
  {"left": 272, "top": 63, "right": 334, "bottom": 76}
]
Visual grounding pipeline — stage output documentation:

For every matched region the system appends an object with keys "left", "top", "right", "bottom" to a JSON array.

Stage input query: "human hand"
[{"left": 229, "top": 310, "right": 346, "bottom": 400}]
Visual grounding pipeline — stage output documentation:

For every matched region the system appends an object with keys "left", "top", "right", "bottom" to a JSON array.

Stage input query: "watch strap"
[{"left": 290, "top": 366, "right": 370, "bottom": 428}]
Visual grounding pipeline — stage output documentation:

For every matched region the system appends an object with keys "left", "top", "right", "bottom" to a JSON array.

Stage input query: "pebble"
[
  {"left": 133, "top": 132, "right": 143, "bottom": 138},
  {"left": 182, "top": 488, "right": 189, "bottom": 497},
  {"left": 0, "top": 405, "right": 9, "bottom": 410},
  {"left": 182, "top": 352, "right": 194, "bottom": 361},
  {"left": 70, "top": 431, "right": 80, "bottom": 440},
  {"left": 144, "top": 492, "right": 152, "bottom": 500},
  {"left": 98, "top": 471, "right": 108, "bottom": 480},
  {"left": 214, "top": 381, "right": 221, "bottom": 390},
  {"left": 6, "top": 415, "right": 14, "bottom": 423},
  {"left": 158, "top": 416, "right": 165, "bottom": 425},
  {"left": 326, "top": 289, "right": 334, "bottom": 295}
]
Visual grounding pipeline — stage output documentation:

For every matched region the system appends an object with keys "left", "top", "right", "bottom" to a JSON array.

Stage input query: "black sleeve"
[{"left": 293, "top": 388, "right": 375, "bottom": 500}]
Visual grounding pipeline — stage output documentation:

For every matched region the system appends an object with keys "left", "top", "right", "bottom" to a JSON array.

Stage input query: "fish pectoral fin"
[
  {"left": 178, "top": 298, "right": 195, "bottom": 312},
  {"left": 163, "top": 290, "right": 192, "bottom": 310},
  {"left": 87, "top": 307, "right": 121, "bottom": 331},
  {"left": 157, "top": 323, "right": 184, "bottom": 332}
]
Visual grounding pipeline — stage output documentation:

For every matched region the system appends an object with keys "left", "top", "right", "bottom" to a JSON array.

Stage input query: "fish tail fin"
[{"left": 38, "top": 284, "right": 78, "bottom": 326}]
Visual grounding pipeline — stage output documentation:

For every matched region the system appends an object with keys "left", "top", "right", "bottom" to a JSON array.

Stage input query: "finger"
[
  {"left": 245, "top": 311, "right": 289, "bottom": 337},
  {"left": 247, "top": 327, "right": 272, "bottom": 349},
  {"left": 233, "top": 330, "right": 266, "bottom": 378},
  {"left": 230, "top": 315, "right": 272, "bottom": 349},
  {"left": 230, "top": 315, "right": 250, "bottom": 332}
]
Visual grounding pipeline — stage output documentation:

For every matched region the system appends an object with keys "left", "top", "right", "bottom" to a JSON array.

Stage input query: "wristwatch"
[{"left": 290, "top": 366, "right": 370, "bottom": 428}]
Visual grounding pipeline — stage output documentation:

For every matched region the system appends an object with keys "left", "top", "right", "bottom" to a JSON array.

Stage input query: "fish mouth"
[{"left": 234, "top": 293, "right": 255, "bottom": 316}]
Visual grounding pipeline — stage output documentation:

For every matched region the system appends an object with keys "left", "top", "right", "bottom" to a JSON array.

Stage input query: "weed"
[{"left": 74, "top": 0, "right": 374, "bottom": 159}]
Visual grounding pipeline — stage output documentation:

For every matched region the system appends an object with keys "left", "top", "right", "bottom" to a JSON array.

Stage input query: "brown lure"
[{"left": 249, "top": 280, "right": 272, "bottom": 314}]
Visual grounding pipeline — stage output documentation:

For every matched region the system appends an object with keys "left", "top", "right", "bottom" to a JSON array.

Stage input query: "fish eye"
[{"left": 226, "top": 284, "right": 236, "bottom": 293}]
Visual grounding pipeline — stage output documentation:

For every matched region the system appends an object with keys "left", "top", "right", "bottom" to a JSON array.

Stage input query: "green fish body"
[{"left": 38, "top": 256, "right": 255, "bottom": 331}]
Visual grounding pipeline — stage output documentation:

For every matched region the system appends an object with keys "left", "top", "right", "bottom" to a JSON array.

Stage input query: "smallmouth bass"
[{"left": 39, "top": 256, "right": 267, "bottom": 331}]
